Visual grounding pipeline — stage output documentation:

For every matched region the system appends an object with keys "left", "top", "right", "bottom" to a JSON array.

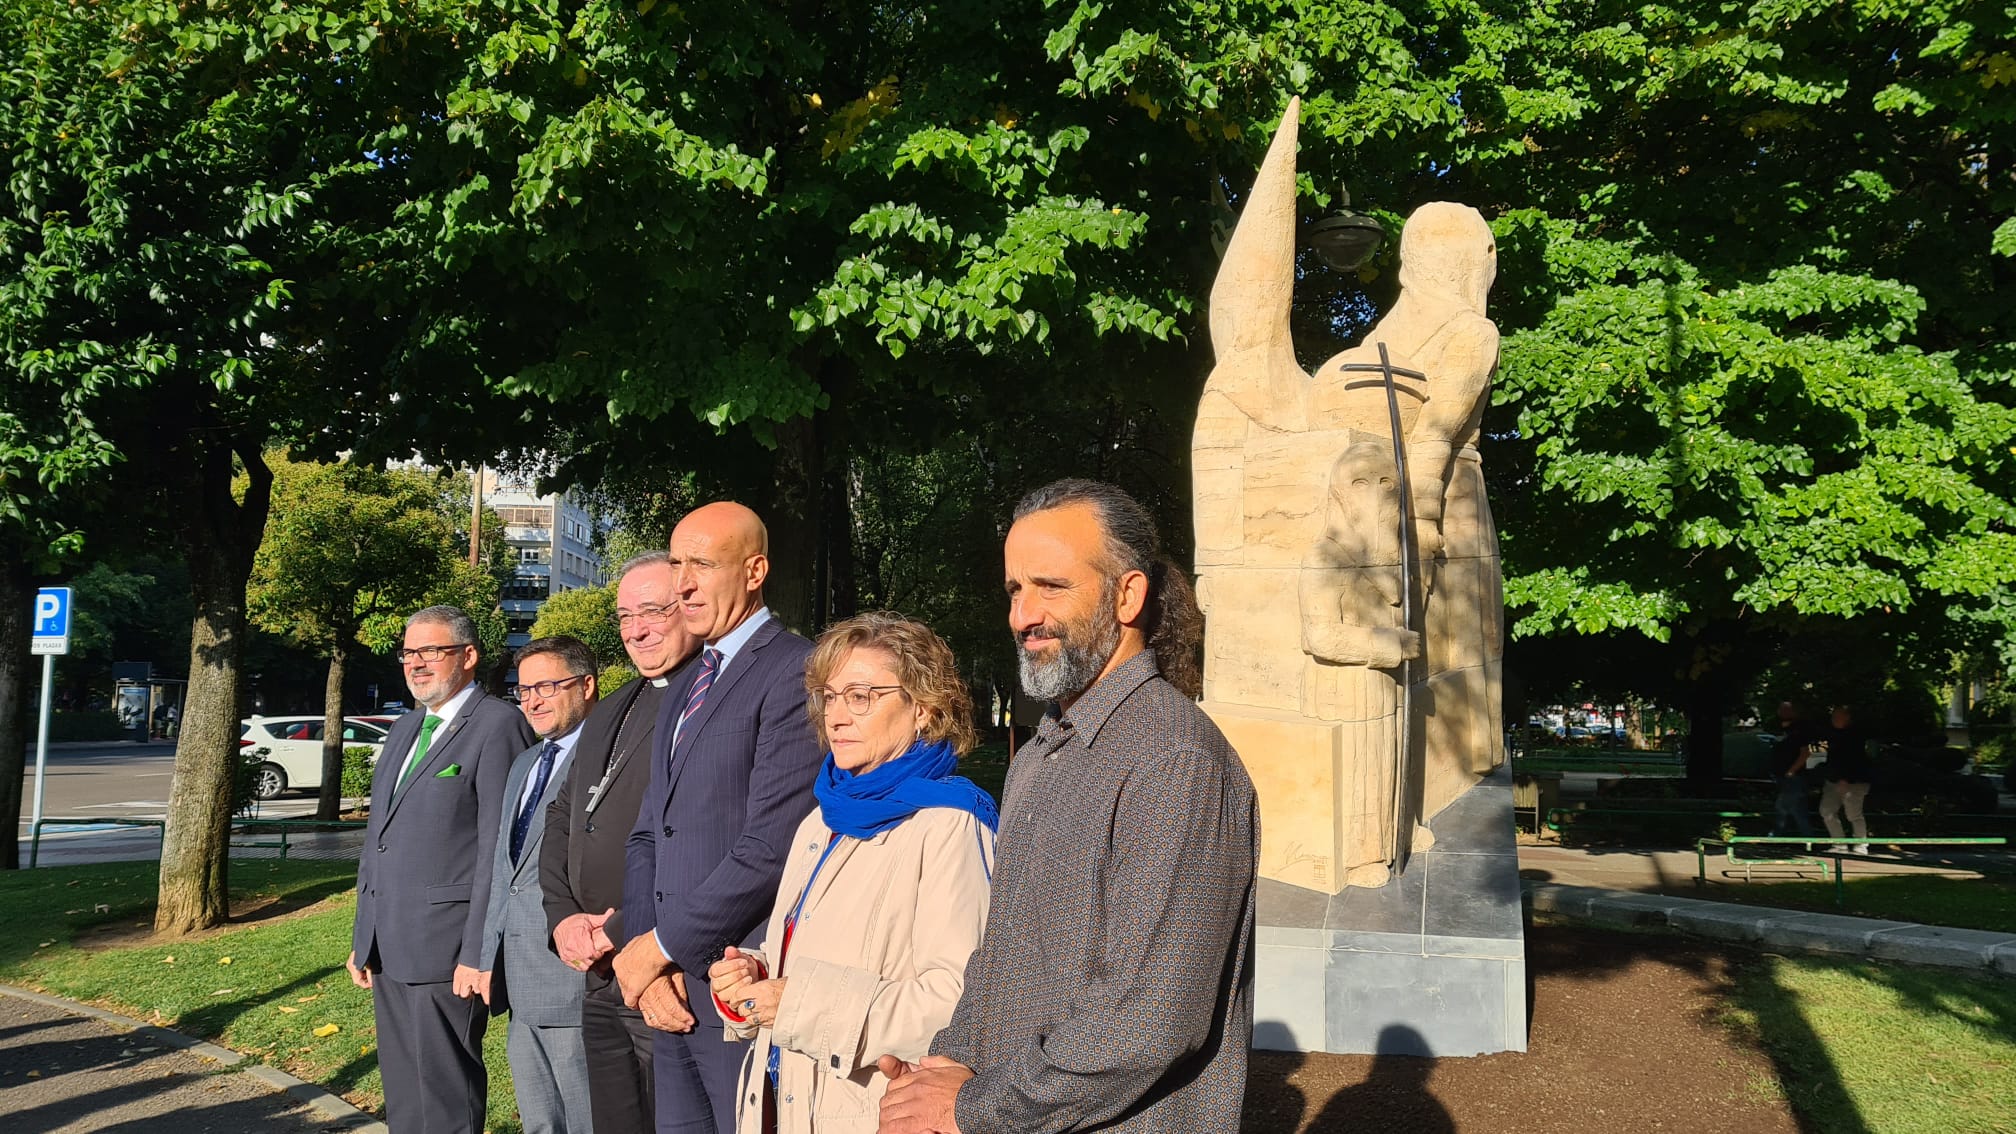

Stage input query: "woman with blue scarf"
[{"left": 709, "top": 612, "right": 998, "bottom": 1134}]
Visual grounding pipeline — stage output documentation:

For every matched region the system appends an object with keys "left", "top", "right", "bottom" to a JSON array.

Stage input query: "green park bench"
[{"left": 1695, "top": 835, "right": 2009, "bottom": 905}]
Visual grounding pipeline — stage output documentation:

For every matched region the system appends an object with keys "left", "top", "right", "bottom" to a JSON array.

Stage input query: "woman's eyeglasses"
[{"left": 811, "top": 684, "right": 906, "bottom": 715}]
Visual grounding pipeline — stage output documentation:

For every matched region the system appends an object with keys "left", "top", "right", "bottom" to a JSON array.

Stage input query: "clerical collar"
[{"left": 650, "top": 676, "right": 670, "bottom": 688}]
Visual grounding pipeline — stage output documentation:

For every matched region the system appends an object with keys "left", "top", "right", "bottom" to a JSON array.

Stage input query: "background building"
[{"left": 480, "top": 468, "right": 606, "bottom": 647}]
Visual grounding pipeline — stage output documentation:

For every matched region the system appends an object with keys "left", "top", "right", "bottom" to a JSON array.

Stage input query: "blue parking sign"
[{"left": 32, "top": 586, "right": 71, "bottom": 656}]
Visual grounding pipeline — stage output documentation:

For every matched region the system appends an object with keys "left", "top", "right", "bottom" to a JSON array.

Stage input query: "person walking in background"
[
  {"left": 611, "top": 502, "right": 823, "bottom": 1134},
  {"left": 542, "top": 551, "right": 703, "bottom": 1134},
  {"left": 349, "top": 606, "right": 536, "bottom": 1134},
  {"left": 708, "top": 612, "right": 996, "bottom": 1134},
  {"left": 878, "top": 478, "right": 1258, "bottom": 1134},
  {"left": 479, "top": 636, "right": 602, "bottom": 1134},
  {"left": 1768, "top": 701, "right": 1817, "bottom": 839},
  {"left": 1820, "top": 705, "right": 1874, "bottom": 855}
]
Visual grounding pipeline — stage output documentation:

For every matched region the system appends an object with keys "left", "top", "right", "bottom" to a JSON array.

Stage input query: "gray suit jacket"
[
  {"left": 481, "top": 737, "right": 587, "bottom": 1025},
  {"left": 352, "top": 687, "right": 537, "bottom": 984}
]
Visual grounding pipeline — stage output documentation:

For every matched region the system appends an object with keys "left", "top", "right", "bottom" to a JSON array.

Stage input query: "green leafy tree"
[
  {"left": 247, "top": 457, "right": 462, "bottom": 819},
  {"left": 1495, "top": 249, "right": 2016, "bottom": 776},
  {"left": 0, "top": 0, "right": 545, "bottom": 928}
]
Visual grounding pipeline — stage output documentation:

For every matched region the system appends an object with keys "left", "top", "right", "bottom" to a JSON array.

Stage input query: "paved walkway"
[
  {"left": 0, "top": 987, "right": 382, "bottom": 1133},
  {"left": 1526, "top": 880, "right": 2016, "bottom": 975},
  {"left": 1515, "top": 841, "right": 1998, "bottom": 893}
]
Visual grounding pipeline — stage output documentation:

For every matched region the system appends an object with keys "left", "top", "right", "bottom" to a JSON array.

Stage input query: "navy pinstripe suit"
[{"left": 623, "top": 614, "right": 821, "bottom": 1132}]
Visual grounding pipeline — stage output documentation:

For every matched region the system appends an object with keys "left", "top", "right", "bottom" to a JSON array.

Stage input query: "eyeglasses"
[
  {"left": 396, "top": 643, "right": 473, "bottom": 664},
  {"left": 810, "top": 684, "right": 907, "bottom": 716},
  {"left": 613, "top": 603, "right": 679, "bottom": 629},
  {"left": 508, "top": 675, "right": 589, "bottom": 702}
]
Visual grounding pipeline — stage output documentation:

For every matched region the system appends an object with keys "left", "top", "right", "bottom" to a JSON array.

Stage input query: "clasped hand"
[
  {"left": 612, "top": 933, "right": 695, "bottom": 1033},
  {"left": 875, "top": 1054, "right": 971, "bottom": 1134},
  {"left": 707, "top": 946, "right": 784, "bottom": 1026},
  {"left": 552, "top": 907, "right": 617, "bottom": 971}
]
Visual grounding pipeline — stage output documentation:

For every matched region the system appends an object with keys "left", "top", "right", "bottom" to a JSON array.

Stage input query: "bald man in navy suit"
[{"left": 612, "top": 503, "right": 822, "bottom": 1133}]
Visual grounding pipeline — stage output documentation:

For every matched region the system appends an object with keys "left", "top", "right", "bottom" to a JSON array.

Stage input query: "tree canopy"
[
  {"left": 3, "top": 0, "right": 2013, "bottom": 895},
  {"left": 247, "top": 456, "right": 468, "bottom": 816}
]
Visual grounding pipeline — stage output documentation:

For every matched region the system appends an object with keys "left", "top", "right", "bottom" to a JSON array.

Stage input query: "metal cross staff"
[{"left": 1337, "top": 342, "right": 1429, "bottom": 877}]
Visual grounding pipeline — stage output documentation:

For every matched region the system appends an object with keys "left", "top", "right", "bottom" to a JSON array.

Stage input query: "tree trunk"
[
  {"left": 1683, "top": 679, "right": 1726, "bottom": 788},
  {"left": 155, "top": 441, "right": 272, "bottom": 935},
  {"left": 767, "top": 416, "right": 820, "bottom": 634},
  {"left": 0, "top": 557, "right": 35, "bottom": 870},
  {"left": 823, "top": 454, "right": 857, "bottom": 623},
  {"left": 316, "top": 643, "right": 346, "bottom": 820}
]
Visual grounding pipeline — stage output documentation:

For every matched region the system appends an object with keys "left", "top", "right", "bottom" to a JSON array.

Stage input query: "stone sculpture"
[{"left": 1195, "top": 98, "right": 1505, "bottom": 892}]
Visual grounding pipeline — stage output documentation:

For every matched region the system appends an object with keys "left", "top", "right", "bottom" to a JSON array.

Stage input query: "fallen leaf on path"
[
  {"left": 276, "top": 1006, "right": 299, "bottom": 1014},
  {"left": 295, "top": 995, "right": 319, "bottom": 1003},
  {"left": 161, "top": 956, "right": 175, "bottom": 964},
  {"left": 313, "top": 1023, "right": 340, "bottom": 1037},
  {"left": 217, "top": 956, "right": 232, "bottom": 965},
  {"left": 211, "top": 988, "right": 234, "bottom": 996}
]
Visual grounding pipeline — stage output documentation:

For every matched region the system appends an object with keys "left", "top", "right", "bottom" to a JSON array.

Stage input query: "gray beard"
[{"left": 1016, "top": 613, "right": 1123, "bottom": 705}]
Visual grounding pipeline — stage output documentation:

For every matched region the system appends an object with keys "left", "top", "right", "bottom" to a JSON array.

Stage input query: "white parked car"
[{"left": 239, "top": 716, "right": 389, "bottom": 800}]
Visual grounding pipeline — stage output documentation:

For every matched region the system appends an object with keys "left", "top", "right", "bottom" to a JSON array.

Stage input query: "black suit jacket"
[
  {"left": 623, "top": 616, "right": 820, "bottom": 1001},
  {"left": 353, "top": 687, "right": 537, "bottom": 983},
  {"left": 538, "top": 654, "right": 694, "bottom": 988}
]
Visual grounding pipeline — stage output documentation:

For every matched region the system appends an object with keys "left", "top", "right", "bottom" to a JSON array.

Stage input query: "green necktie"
[{"left": 398, "top": 715, "right": 444, "bottom": 788}]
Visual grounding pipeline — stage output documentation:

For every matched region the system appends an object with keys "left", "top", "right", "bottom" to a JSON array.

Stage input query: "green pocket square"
[{"left": 436, "top": 763, "right": 462, "bottom": 778}]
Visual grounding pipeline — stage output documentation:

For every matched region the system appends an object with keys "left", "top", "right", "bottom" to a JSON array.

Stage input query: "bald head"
[
  {"left": 668, "top": 501, "right": 772, "bottom": 643},
  {"left": 676, "top": 501, "right": 768, "bottom": 558}
]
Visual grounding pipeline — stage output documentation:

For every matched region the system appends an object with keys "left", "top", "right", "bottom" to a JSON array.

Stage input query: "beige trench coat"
[{"left": 723, "top": 803, "right": 993, "bottom": 1134}]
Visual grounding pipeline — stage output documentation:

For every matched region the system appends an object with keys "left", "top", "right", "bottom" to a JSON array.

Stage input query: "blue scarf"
[{"left": 814, "top": 738, "right": 999, "bottom": 839}]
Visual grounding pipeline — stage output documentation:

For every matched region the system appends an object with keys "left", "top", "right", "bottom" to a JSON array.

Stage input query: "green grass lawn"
[
  {"left": 0, "top": 860, "right": 519, "bottom": 1132},
  {"left": 1724, "top": 950, "right": 2016, "bottom": 1134},
  {"left": 1708, "top": 873, "right": 2016, "bottom": 935}
]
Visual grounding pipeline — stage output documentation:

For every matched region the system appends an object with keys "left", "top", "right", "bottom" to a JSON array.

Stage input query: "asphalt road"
[{"left": 15, "top": 742, "right": 330, "bottom": 867}]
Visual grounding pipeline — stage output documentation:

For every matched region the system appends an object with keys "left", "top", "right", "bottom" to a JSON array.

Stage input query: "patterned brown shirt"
[{"left": 933, "top": 650, "right": 1258, "bottom": 1133}]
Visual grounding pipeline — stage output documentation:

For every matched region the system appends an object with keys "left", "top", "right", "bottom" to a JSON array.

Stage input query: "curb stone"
[
  {"left": 1523, "top": 881, "right": 2016, "bottom": 976},
  {"left": 0, "top": 983, "right": 387, "bottom": 1132}
]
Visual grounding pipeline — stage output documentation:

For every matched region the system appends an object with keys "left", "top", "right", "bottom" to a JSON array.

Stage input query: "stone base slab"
[{"left": 1251, "top": 767, "right": 1527, "bottom": 1055}]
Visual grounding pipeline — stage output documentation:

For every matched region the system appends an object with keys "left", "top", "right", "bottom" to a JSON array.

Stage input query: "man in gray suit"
[
  {"left": 481, "top": 635, "right": 601, "bottom": 1134},
  {"left": 349, "top": 606, "right": 537, "bottom": 1134}
]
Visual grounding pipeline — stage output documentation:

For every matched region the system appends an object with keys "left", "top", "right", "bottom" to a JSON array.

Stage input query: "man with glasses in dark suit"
[
  {"left": 349, "top": 605, "right": 536, "bottom": 1134},
  {"left": 542, "top": 551, "right": 702, "bottom": 1132}
]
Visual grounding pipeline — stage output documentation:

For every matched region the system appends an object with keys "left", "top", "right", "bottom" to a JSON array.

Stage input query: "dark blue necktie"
[{"left": 510, "top": 741, "right": 560, "bottom": 865}]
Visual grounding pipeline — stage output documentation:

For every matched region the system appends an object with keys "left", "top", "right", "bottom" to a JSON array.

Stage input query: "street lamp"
[{"left": 1308, "top": 183, "right": 1387, "bottom": 271}]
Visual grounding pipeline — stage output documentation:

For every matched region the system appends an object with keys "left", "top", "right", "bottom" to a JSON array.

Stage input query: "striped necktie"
[{"left": 674, "top": 647, "right": 722, "bottom": 757}]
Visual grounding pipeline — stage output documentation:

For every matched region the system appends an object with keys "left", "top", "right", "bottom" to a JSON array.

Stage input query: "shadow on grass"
[
  {"left": 0, "top": 863, "right": 159, "bottom": 971},
  {"left": 175, "top": 963, "right": 343, "bottom": 1039},
  {"left": 322, "top": 1044, "right": 382, "bottom": 1101},
  {"left": 226, "top": 873, "right": 356, "bottom": 926}
]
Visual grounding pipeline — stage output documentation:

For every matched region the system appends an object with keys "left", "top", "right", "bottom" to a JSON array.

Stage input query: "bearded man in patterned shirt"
[{"left": 878, "top": 478, "right": 1259, "bottom": 1134}]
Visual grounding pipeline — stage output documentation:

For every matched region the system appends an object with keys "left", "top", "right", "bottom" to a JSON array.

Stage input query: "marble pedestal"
[{"left": 1250, "top": 763, "right": 1527, "bottom": 1056}]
